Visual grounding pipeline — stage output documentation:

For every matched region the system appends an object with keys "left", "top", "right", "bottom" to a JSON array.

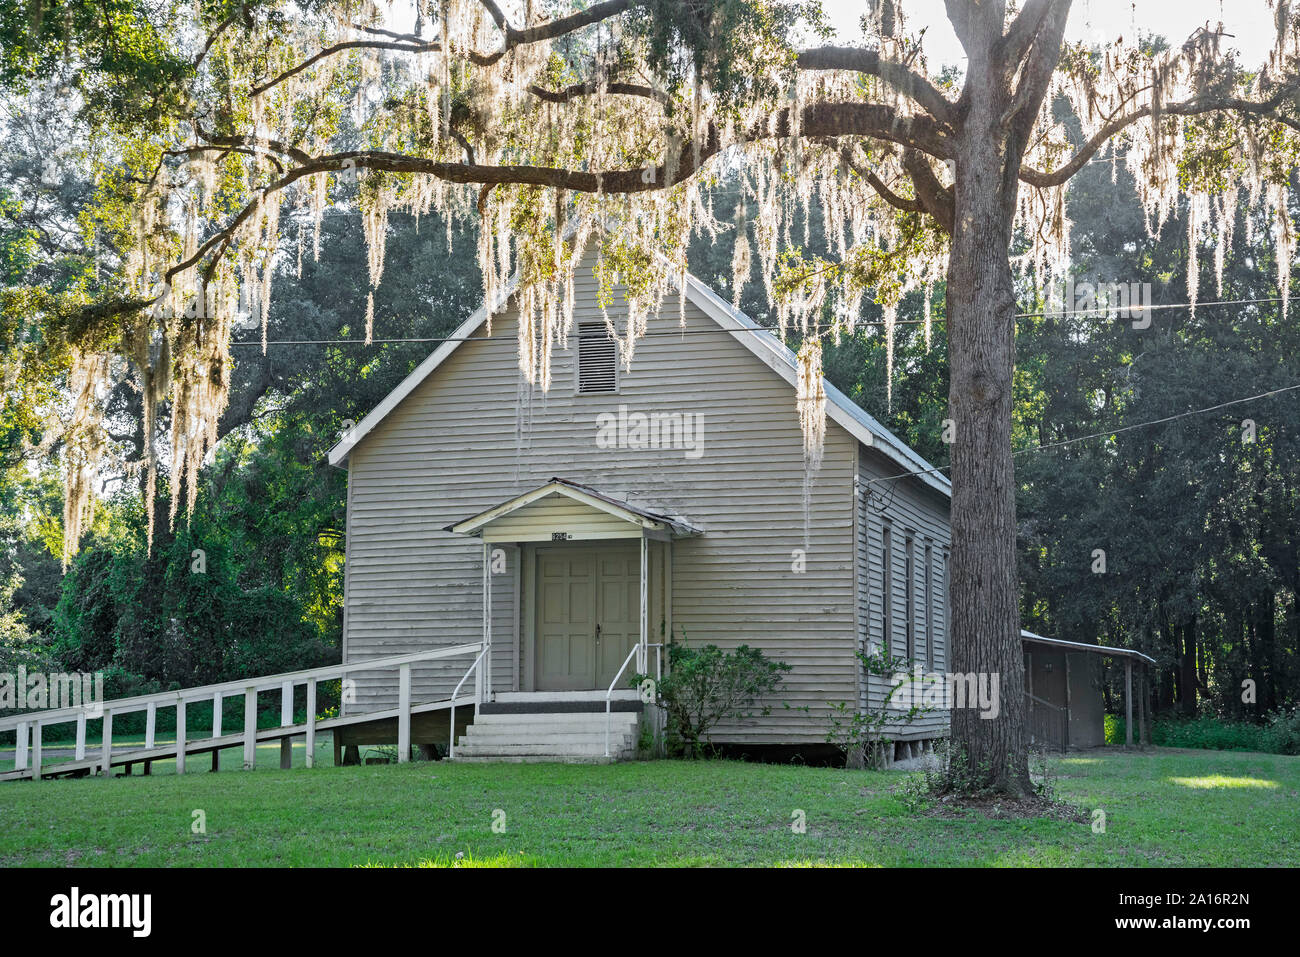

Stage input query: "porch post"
[
  {"left": 639, "top": 533, "right": 649, "bottom": 674},
  {"left": 664, "top": 539, "right": 672, "bottom": 669},
  {"left": 481, "top": 541, "right": 492, "bottom": 703}
]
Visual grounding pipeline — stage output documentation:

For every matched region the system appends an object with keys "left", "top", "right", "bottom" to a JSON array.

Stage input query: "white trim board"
[
  {"left": 444, "top": 478, "right": 701, "bottom": 540},
  {"left": 326, "top": 256, "right": 951, "bottom": 499}
]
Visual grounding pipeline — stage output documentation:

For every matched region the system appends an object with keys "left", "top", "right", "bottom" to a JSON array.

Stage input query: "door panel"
[
  {"left": 596, "top": 552, "right": 641, "bottom": 688},
  {"left": 536, "top": 551, "right": 596, "bottom": 690},
  {"left": 535, "top": 546, "right": 640, "bottom": 691}
]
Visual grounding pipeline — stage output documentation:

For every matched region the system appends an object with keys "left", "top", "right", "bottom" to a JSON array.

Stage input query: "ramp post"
[
  {"left": 176, "top": 697, "right": 187, "bottom": 774},
  {"left": 243, "top": 687, "right": 257, "bottom": 770},
  {"left": 100, "top": 710, "right": 112, "bottom": 777},
  {"left": 14, "top": 721, "right": 27, "bottom": 772},
  {"left": 305, "top": 679, "right": 317, "bottom": 768},
  {"left": 144, "top": 702, "right": 156, "bottom": 775},
  {"left": 280, "top": 680, "right": 294, "bottom": 770}
]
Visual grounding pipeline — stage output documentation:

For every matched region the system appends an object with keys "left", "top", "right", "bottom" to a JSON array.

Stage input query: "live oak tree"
[{"left": 5, "top": 0, "right": 1300, "bottom": 794}]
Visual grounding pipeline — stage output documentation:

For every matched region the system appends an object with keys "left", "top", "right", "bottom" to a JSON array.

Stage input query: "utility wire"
[
  {"left": 229, "top": 295, "right": 1290, "bottom": 346},
  {"left": 860, "top": 382, "right": 1300, "bottom": 490}
]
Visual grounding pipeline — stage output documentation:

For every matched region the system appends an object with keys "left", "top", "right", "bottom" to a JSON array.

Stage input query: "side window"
[
  {"left": 881, "top": 523, "right": 892, "bottom": 658},
  {"left": 904, "top": 535, "right": 915, "bottom": 661},
  {"left": 941, "top": 548, "right": 950, "bottom": 670},
  {"left": 924, "top": 543, "right": 934, "bottom": 670}
]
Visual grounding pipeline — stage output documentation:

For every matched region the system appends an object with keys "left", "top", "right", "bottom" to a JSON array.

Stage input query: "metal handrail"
[
  {"left": 449, "top": 647, "right": 490, "bottom": 760},
  {"left": 604, "top": 644, "right": 643, "bottom": 757}
]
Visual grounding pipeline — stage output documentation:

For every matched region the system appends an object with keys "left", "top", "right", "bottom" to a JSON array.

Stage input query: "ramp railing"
[{"left": 1, "top": 643, "right": 483, "bottom": 781}]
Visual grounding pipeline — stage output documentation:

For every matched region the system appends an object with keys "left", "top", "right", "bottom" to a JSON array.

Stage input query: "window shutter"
[{"left": 577, "top": 322, "right": 618, "bottom": 393}]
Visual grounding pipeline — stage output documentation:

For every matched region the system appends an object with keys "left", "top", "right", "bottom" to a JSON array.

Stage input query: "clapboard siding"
[
  {"left": 343, "top": 250, "right": 859, "bottom": 743},
  {"left": 858, "top": 444, "right": 952, "bottom": 740}
]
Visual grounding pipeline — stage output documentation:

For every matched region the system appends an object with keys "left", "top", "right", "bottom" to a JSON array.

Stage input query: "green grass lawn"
[{"left": 0, "top": 747, "right": 1295, "bottom": 866}]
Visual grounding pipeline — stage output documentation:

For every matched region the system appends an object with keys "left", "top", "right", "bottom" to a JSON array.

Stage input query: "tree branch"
[
  {"left": 249, "top": 38, "right": 440, "bottom": 99},
  {"left": 470, "top": 0, "right": 637, "bottom": 66},
  {"left": 528, "top": 79, "right": 670, "bottom": 106},
  {"left": 901, "top": 148, "right": 954, "bottom": 234},
  {"left": 1019, "top": 86, "right": 1300, "bottom": 188},
  {"left": 796, "top": 46, "right": 956, "bottom": 126}
]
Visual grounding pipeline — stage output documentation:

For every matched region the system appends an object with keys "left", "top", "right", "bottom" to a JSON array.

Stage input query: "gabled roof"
[
  {"left": 445, "top": 477, "right": 703, "bottom": 539},
  {"left": 328, "top": 258, "right": 951, "bottom": 499}
]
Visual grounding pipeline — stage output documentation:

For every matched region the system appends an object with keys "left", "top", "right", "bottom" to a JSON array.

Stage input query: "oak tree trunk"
[{"left": 943, "top": 26, "right": 1033, "bottom": 796}]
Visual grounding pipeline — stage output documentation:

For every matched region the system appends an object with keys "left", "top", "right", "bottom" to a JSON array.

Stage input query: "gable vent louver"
[{"left": 577, "top": 322, "right": 618, "bottom": 393}]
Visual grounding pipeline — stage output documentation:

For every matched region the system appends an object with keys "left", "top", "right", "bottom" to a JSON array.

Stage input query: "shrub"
[
  {"left": 1107, "top": 712, "right": 1300, "bottom": 755},
  {"left": 824, "top": 648, "right": 935, "bottom": 769},
  {"left": 638, "top": 639, "right": 791, "bottom": 758}
]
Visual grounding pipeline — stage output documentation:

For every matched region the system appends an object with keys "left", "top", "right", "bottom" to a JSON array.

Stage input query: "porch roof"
[{"left": 444, "top": 477, "right": 703, "bottom": 543}]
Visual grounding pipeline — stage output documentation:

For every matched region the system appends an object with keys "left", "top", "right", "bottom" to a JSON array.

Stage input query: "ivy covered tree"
[{"left": 5, "top": 0, "right": 1300, "bottom": 795}]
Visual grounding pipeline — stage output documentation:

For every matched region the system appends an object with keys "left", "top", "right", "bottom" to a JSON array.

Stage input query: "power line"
[
  {"left": 229, "top": 294, "right": 1290, "bottom": 346},
  {"left": 860, "top": 381, "right": 1300, "bottom": 490}
]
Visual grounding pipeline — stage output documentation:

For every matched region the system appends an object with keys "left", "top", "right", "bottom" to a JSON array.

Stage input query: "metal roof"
[
  {"left": 1020, "top": 629, "right": 1157, "bottom": 667},
  {"left": 444, "top": 477, "right": 703, "bottom": 538}
]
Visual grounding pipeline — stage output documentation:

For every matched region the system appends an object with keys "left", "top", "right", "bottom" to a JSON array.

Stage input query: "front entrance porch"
[{"left": 442, "top": 478, "right": 700, "bottom": 760}]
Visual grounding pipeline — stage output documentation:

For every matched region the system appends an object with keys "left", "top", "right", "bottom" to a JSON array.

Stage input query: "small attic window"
[{"left": 576, "top": 322, "right": 618, "bottom": 394}]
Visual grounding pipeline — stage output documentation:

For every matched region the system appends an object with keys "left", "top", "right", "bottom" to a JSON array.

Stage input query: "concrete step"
[
  {"left": 466, "top": 719, "right": 638, "bottom": 736},
  {"left": 472, "top": 711, "right": 639, "bottom": 727},
  {"left": 452, "top": 739, "right": 635, "bottom": 757},
  {"left": 449, "top": 710, "right": 642, "bottom": 763},
  {"left": 493, "top": 690, "right": 639, "bottom": 704},
  {"left": 450, "top": 754, "right": 626, "bottom": 764},
  {"left": 461, "top": 732, "right": 635, "bottom": 749}
]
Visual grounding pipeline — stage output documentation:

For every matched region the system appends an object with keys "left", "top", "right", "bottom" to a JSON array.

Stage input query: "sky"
[{"left": 819, "top": 0, "right": 1281, "bottom": 68}]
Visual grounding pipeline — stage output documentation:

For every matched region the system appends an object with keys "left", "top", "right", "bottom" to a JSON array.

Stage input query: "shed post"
[
  {"left": 1136, "top": 664, "right": 1147, "bottom": 748},
  {"left": 1124, "top": 658, "right": 1133, "bottom": 748},
  {"left": 1063, "top": 654, "right": 1072, "bottom": 750}
]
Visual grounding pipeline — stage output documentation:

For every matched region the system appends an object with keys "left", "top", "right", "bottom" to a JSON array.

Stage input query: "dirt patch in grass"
[{"left": 916, "top": 791, "right": 1089, "bottom": 823}]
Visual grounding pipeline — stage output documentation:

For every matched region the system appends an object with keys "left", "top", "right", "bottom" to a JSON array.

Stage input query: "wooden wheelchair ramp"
[{"left": 1, "top": 644, "right": 486, "bottom": 782}]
